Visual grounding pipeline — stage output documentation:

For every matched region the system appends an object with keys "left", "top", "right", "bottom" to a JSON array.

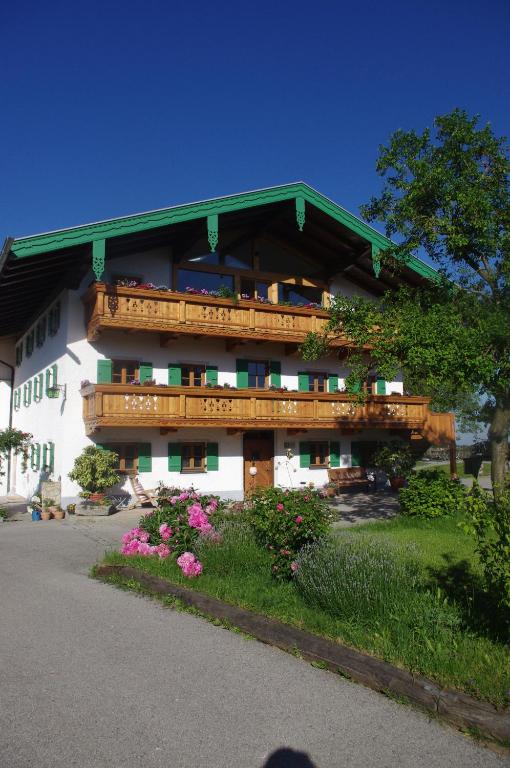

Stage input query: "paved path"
[{"left": 0, "top": 514, "right": 507, "bottom": 768}]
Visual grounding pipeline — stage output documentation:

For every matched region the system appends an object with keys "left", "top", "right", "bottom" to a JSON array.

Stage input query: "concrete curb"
[{"left": 95, "top": 564, "right": 510, "bottom": 744}]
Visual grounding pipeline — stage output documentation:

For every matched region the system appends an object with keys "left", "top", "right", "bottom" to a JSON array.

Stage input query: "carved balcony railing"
[
  {"left": 80, "top": 384, "right": 453, "bottom": 441},
  {"left": 83, "top": 283, "right": 347, "bottom": 346}
]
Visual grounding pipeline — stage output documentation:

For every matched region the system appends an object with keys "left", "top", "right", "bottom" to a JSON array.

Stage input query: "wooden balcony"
[
  {"left": 81, "top": 383, "right": 453, "bottom": 442},
  {"left": 83, "top": 283, "right": 346, "bottom": 347}
]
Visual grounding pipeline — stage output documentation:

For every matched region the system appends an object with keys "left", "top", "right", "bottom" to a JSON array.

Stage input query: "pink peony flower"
[
  {"left": 155, "top": 543, "right": 171, "bottom": 559},
  {"left": 295, "top": 515, "right": 303, "bottom": 524},
  {"left": 290, "top": 561, "right": 299, "bottom": 573},
  {"left": 159, "top": 523, "right": 173, "bottom": 541},
  {"left": 177, "top": 552, "right": 203, "bottom": 578},
  {"left": 276, "top": 503, "right": 284, "bottom": 511},
  {"left": 178, "top": 492, "right": 190, "bottom": 501}
]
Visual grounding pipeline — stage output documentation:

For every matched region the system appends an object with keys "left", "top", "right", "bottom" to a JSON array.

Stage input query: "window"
[
  {"left": 277, "top": 284, "right": 323, "bottom": 305},
  {"left": 183, "top": 250, "right": 252, "bottom": 270},
  {"left": 181, "top": 364, "right": 206, "bottom": 387},
  {"left": 25, "top": 330, "right": 34, "bottom": 358},
  {"left": 309, "top": 441, "right": 329, "bottom": 468},
  {"left": 307, "top": 372, "right": 328, "bottom": 393},
  {"left": 112, "top": 360, "right": 139, "bottom": 384},
  {"left": 240, "top": 278, "right": 270, "bottom": 301},
  {"left": 182, "top": 443, "right": 206, "bottom": 472},
  {"left": 247, "top": 360, "right": 269, "bottom": 389},
  {"left": 177, "top": 269, "right": 234, "bottom": 293},
  {"left": 106, "top": 444, "right": 138, "bottom": 474},
  {"left": 48, "top": 301, "right": 61, "bottom": 336},
  {"left": 36, "top": 317, "right": 46, "bottom": 348}
]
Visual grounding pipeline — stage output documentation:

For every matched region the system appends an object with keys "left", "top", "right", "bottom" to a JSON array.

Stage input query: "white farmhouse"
[{"left": 0, "top": 183, "right": 454, "bottom": 504}]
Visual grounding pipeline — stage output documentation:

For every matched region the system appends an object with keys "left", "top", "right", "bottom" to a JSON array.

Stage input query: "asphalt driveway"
[{"left": 0, "top": 513, "right": 507, "bottom": 768}]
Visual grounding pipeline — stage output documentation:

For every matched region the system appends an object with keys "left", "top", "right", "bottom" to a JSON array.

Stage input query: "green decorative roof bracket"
[
  {"left": 372, "top": 244, "right": 382, "bottom": 278},
  {"left": 92, "top": 239, "right": 106, "bottom": 281},
  {"left": 295, "top": 196, "right": 305, "bottom": 231},
  {"left": 207, "top": 214, "right": 218, "bottom": 252}
]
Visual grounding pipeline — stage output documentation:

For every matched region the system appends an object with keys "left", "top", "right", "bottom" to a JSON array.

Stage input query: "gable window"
[
  {"left": 105, "top": 444, "right": 138, "bottom": 474},
  {"left": 277, "top": 284, "right": 323, "bottom": 306},
  {"left": 112, "top": 360, "right": 139, "bottom": 384},
  {"left": 176, "top": 269, "right": 234, "bottom": 294},
  {"left": 182, "top": 443, "right": 206, "bottom": 472},
  {"left": 247, "top": 360, "right": 269, "bottom": 389},
  {"left": 309, "top": 441, "right": 329, "bottom": 468},
  {"left": 181, "top": 364, "right": 206, "bottom": 387},
  {"left": 240, "top": 278, "right": 270, "bottom": 301}
]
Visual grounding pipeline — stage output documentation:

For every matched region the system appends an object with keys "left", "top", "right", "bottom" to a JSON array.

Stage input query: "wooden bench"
[{"left": 327, "top": 467, "right": 375, "bottom": 493}]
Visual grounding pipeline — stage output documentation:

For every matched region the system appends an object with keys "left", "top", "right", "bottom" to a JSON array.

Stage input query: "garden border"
[{"left": 95, "top": 563, "right": 509, "bottom": 743}]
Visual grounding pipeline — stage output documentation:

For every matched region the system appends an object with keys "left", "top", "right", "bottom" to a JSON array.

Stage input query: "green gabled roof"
[{"left": 9, "top": 181, "right": 436, "bottom": 280}]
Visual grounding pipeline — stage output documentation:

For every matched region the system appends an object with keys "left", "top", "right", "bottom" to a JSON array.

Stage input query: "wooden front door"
[{"left": 243, "top": 431, "right": 274, "bottom": 493}]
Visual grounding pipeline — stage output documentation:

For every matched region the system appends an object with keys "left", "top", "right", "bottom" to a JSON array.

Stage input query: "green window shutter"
[
  {"left": 328, "top": 374, "right": 339, "bottom": 393},
  {"left": 330, "top": 441, "right": 341, "bottom": 468},
  {"left": 351, "top": 380, "right": 362, "bottom": 394},
  {"left": 97, "top": 359, "right": 113, "bottom": 384},
  {"left": 168, "top": 364, "right": 182, "bottom": 386},
  {"left": 206, "top": 365, "right": 218, "bottom": 385},
  {"left": 35, "top": 443, "right": 41, "bottom": 470},
  {"left": 23, "top": 384, "right": 27, "bottom": 407},
  {"left": 30, "top": 444, "right": 36, "bottom": 470},
  {"left": 168, "top": 443, "right": 182, "bottom": 472},
  {"left": 96, "top": 444, "right": 105, "bottom": 451},
  {"left": 206, "top": 442, "right": 219, "bottom": 471},
  {"left": 270, "top": 360, "right": 281, "bottom": 388},
  {"left": 298, "top": 372, "right": 309, "bottom": 392},
  {"left": 351, "top": 441, "right": 362, "bottom": 468},
  {"left": 139, "top": 363, "right": 153, "bottom": 383},
  {"left": 236, "top": 359, "right": 248, "bottom": 388},
  {"left": 42, "top": 443, "right": 48, "bottom": 470},
  {"left": 47, "top": 442, "right": 55, "bottom": 473},
  {"left": 138, "top": 443, "right": 152, "bottom": 473},
  {"left": 299, "top": 441, "right": 311, "bottom": 469},
  {"left": 45, "top": 369, "right": 51, "bottom": 396},
  {"left": 27, "top": 380, "right": 32, "bottom": 405},
  {"left": 376, "top": 377, "right": 386, "bottom": 395},
  {"left": 14, "top": 389, "right": 20, "bottom": 410}
]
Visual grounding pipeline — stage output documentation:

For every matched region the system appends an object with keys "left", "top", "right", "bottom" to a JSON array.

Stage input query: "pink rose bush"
[
  {"left": 245, "top": 487, "right": 330, "bottom": 579},
  {"left": 119, "top": 489, "right": 223, "bottom": 577}
]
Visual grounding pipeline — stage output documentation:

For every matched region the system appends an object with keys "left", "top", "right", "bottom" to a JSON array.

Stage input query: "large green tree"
[{"left": 302, "top": 109, "right": 510, "bottom": 497}]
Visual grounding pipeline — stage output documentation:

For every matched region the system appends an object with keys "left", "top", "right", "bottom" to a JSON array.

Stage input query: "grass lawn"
[
  {"left": 100, "top": 510, "right": 510, "bottom": 708},
  {"left": 414, "top": 460, "right": 492, "bottom": 478}
]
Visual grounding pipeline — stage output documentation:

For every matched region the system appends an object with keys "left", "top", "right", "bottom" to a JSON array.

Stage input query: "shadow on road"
[{"left": 262, "top": 747, "right": 317, "bottom": 767}]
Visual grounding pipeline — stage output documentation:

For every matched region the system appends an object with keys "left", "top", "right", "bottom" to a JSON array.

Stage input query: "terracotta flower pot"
[
  {"left": 89, "top": 492, "right": 106, "bottom": 503},
  {"left": 41, "top": 510, "right": 52, "bottom": 521},
  {"left": 53, "top": 509, "right": 65, "bottom": 520}
]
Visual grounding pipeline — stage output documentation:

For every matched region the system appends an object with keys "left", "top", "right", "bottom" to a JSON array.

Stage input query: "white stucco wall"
[{"left": 0, "top": 338, "right": 15, "bottom": 495}]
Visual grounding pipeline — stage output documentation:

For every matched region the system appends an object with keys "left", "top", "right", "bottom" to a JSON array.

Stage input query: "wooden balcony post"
[
  {"left": 179, "top": 300, "right": 186, "bottom": 323},
  {"left": 179, "top": 394, "right": 186, "bottom": 416}
]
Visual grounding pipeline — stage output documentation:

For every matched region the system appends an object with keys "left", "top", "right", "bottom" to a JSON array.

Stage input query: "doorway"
[{"left": 243, "top": 431, "right": 274, "bottom": 493}]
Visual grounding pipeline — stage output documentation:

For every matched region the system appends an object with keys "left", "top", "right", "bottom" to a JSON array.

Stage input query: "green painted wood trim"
[
  {"left": 92, "top": 239, "right": 106, "bottom": 281},
  {"left": 205, "top": 365, "right": 218, "bottom": 385},
  {"left": 42, "top": 443, "right": 48, "bottom": 470},
  {"left": 236, "top": 359, "right": 248, "bottom": 388},
  {"left": 9, "top": 182, "right": 438, "bottom": 282},
  {"left": 207, "top": 214, "right": 218, "bottom": 252},
  {"left": 298, "top": 372, "right": 309, "bottom": 392},
  {"left": 34, "top": 442, "right": 41, "bottom": 470},
  {"left": 206, "top": 442, "right": 219, "bottom": 471},
  {"left": 330, "top": 441, "right": 341, "bottom": 468},
  {"left": 295, "top": 196, "right": 305, "bottom": 231},
  {"left": 47, "top": 441, "right": 55, "bottom": 473},
  {"left": 376, "top": 377, "right": 386, "bottom": 395},
  {"left": 168, "top": 443, "right": 181, "bottom": 472},
  {"left": 328, "top": 374, "right": 339, "bottom": 393},
  {"left": 97, "top": 359, "right": 113, "bottom": 384},
  {"left": 299, "top": 441, "right": 310, "bottom": 469},
  {"left": 351, "top": 442, "right": 362, "bottom": 468},
  {"left": 168, "top": 364, "right": 182, "bottom": 386},
  {"left": 139, "top": 363, "right": 153, "bottom": 383},
  {"left": 270, "top": 360, "right": 281, "bottom": 388},
  {"left": 138, "top": 443, "right": 152, "bottom": 473}
]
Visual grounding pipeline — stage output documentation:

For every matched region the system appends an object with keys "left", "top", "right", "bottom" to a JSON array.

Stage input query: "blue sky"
[{"left": 1, "top": 0, "right": 509, "bottom": 239}]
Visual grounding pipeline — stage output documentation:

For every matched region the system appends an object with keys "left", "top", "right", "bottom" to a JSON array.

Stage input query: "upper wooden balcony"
[
  {"left": 83, "top": 283, "right": 346, "bottom": 348},
  {"left": 80, "top": 382, "right": 454, "bottom": 444}
]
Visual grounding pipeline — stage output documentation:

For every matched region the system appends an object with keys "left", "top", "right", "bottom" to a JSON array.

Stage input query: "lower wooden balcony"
[
  {"left": 81, "top": 384, "right": 454, "bottom": 443},
  {"left": 83, "top": 283, "right": 348, "bottom": 348}
]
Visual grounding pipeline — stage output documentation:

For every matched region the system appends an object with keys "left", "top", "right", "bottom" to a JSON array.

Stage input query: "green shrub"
[
  {"left": 463, "top": 483, "right": 510, "bottom": 622},
  {"left": 245, "top": 487, "right": 331, "bottom": 578},
  {"left": 399, "top": 469, "right": 466, "bottom": 518},
  {"left": 68, "top": 446, "right": 120, "bottom": 493}
]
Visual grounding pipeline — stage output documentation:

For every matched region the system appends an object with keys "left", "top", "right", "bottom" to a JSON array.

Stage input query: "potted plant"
[
  {"left": 53, "top": 506, "right": 65, "bottom": 520},
  {"left": 41, "top": 499, "right": 54, "bottom": 520},
  {"left": 371, "top": 441, "right": 416, "bottom": 490},
  {"left": 68, "top": 446, "right": 120, "bottom": 503}
]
